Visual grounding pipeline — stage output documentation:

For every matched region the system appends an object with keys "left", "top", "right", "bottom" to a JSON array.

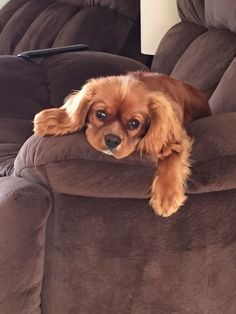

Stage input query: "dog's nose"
[{"left": 105, "top": 134, "right": 121, "bottom": 149}]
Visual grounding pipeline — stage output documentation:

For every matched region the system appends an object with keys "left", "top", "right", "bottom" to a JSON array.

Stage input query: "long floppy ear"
[
  {"left": 33, "top": 81, "right": 94, "bottom": 136},
  {"left": 138, "top": 92, "right": 186, "bottom": 158},
  {"left": 137, "top": 92, "right": 193, "bottom": 216}
]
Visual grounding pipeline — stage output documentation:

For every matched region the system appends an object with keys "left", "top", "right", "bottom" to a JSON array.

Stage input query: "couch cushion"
[
  {"left": 153, "top": 0, "right": 236, "bottom": 113},
  {"left": 40, "top": 188, "right": 236, "bottom": 314},
  {"left": 187, "top": 113, "right": 236, "bottom": 194},
  {"left": 0, "top": 119, "right": 32, "bottom": 176},
  {"left": 209, "top": 58, "right": 236, "bottom": 114},
  {"left": 14, "top": 113, "right": 236, "bottom": 198},
  {"left": 58, "top": 0, "right": 140, "bottom": 19},
  {"left": 177, "top": 0, "right": 205, "bottom": 25},
  {"left": 153, "top": 25, "right": 236, "bottom": 101},
  {"left": 171, "top": 31, "right": 236, "bottom": 97},
  {"left": 152, "top": 22, "right": 207, "bottom": 76},
  {"left": 0, "top": 56, "right": 49, "bottom": 120},
  {"left": 205, "top": 0, "right": 236, "bottom": 33},
  {"left": 0, "top": 53, "right": 148, "bottom": 121},
  {"left": 0, "top": 0, "right": 145, "bottom": 63},
  {"left": 37, "top": 51, "right": 149, "bottom": 108}
]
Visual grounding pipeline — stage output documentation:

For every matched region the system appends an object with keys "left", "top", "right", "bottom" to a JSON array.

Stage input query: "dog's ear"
[
  {"left": 138, "top": 92, "right": 189, "bottom": 159},
  {"left": 137, "top": 92, "right": 193, "bottom": 216},
  {"left": 33, "top": 81, "right": 95, "bottom": 136}
]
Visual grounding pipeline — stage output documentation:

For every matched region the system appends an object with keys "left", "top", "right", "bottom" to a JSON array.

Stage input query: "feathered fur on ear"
[
  {"left": 33, "top": 81, "right": 94, "bottom": 136},
  {"left": 137, "top": 92, "right": 187, "bottom": 159},
  {"left": 137, "top": 91, "right": 193, "bottom": 216}
]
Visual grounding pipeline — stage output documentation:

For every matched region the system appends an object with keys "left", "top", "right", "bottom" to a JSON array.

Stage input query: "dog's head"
[
  {"left": 34, "top": 72, "right": 209, "bottom": 159},
  {"left": 83, "top": 75, "right": 152, "bottom": 159}
]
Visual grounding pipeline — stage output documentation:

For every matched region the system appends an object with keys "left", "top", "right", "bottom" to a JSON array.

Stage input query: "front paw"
[{"left": 150, "top": 188, "right": 187, "bottom": 217}]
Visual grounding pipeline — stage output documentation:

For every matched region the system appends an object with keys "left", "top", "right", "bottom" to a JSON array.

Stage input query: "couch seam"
[
  {"left": 16, "top": 157, "right": 154, "bottom": 178},
  {"left": 56, "top": 0, "right": 137, "bottom": 21},
  {"left": 190, "top": 153, "right": 236, "bottom": 166},
  {"left": 39, "top": 189, "right": 54, "bottom": 311},
  {"left": 33, "top": 61, "right": 52, "bottom": 108},
  {"left": 16, "top": 150, "right": 236, "bottom": 176},
  {"left": 15, "top": 153, "right": 236, "bottom": 198}
]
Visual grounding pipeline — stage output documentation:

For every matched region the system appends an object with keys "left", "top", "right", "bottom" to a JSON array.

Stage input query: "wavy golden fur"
[{"left": 34, "top": 71, "right": 211, "bottom": 217}]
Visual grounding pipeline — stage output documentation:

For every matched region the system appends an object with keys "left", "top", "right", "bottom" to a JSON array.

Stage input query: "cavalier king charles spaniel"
[{"left": 34, "top": 71, "right": 211, "bottom": 217}]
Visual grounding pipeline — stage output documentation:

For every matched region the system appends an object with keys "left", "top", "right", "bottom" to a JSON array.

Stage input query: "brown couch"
[
  {"left": 0, "top": 0, "right": 149, "bottom": 64},
  {"left": 1, "top": 0, "right": 236, "bottom": 313}
]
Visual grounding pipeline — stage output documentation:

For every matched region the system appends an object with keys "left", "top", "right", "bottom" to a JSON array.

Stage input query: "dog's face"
[{"left": 84, "top": 77, "right": 151, "bottom": 159}]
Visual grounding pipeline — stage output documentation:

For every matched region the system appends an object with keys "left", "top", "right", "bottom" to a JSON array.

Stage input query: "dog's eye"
[
  {"left": 127, "top": 119, "right": 140, "bottom": 130},
  {"left": 95, "top": 110, "right": 108, "bottom": 121}
]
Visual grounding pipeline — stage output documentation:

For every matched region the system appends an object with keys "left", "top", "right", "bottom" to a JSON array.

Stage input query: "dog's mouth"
[
  {"left": 101, "top": 146, "right": 128, "bottom": 159},
  {"left": 100, "top": 138, "right": 140, "bottom": 159},
  {"left": 86, "top": 130, "right": 137, "bottom": 159},
  {"left": 102, "top": 149, "right": 114, "bottom": 156}
]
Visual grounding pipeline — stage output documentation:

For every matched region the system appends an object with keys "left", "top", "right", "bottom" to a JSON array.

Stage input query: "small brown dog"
[{"left": 34, "top": 71, "right": 211, "bottom": 217}]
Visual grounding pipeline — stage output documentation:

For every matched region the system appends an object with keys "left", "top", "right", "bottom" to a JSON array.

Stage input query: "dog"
[{"left": 34, "top": 71, "right": 211, "bottom": 217}]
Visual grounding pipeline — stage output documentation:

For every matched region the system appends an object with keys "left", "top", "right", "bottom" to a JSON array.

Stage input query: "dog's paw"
[{"left": 150, "top": 188, "right": 186, "bottom": 217}]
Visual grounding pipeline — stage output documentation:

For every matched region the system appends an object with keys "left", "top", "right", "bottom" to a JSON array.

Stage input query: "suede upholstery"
[
  {"left": 14, "top": 113, "right": 236, "bottom": 199},
  {"left": 0, "top": 0, "right": 236, "bottom": 313},
  {"left": 0, "top": 0, "right": 148, "bottom": 64},
  {"left": 0, "top": 177, "right": 51, "bottom": 314}
]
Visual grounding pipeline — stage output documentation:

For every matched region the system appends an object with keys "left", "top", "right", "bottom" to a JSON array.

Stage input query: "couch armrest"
[
  {"left": 0, "top": 176, "right": 51, "bottom": 314},
  {"left": 14, "top": 131, "right": 154, "bottom": 199},
  {"left": 14, "top": 113, "right": 236, "bottom": 197},
  {"left": 0, "top": 119, "right": 33, "bottom": 176}
]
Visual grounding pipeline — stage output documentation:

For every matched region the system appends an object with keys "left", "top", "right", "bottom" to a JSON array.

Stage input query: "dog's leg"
[{"left": 150, "top": 137, "right": 192, "bottom": 217}]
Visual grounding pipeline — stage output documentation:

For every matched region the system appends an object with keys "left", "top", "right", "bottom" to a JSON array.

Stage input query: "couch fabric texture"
[
  {"left": 0, "top": 0, "right": 236, "bottom": 313},
  {"left": 0, "top": 0, "right": 148, "bottom": 63}
]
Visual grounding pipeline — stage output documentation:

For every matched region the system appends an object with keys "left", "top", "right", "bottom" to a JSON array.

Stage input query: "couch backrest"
[
  {"left": 152, "top": 0, "right": 236, "bottom": 114},
  {"left": 0, "top": 0, "right": 147, "bottom": 63}
]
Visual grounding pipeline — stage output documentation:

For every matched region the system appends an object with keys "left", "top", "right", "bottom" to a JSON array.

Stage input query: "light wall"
[
  {"left": 141, "top": 0, "right": 180, "bottom": 55},
  {"left": 0, "top": 0, "right": 9, "bottom": 8}
]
